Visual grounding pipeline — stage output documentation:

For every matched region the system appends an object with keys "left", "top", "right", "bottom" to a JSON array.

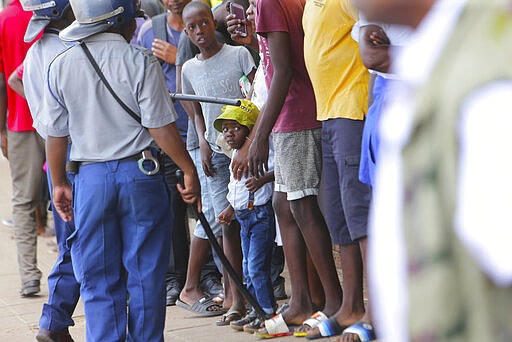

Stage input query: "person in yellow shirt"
[{"left": 302, "top": 0, "right": 372, "bottom": 339}]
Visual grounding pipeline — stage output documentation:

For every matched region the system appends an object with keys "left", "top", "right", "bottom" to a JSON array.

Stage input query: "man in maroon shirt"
[{"left": 0, "top": 0, "right": 45, "bottom": 296}]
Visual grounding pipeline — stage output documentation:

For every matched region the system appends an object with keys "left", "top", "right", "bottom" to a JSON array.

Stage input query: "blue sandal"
[
  {"left": 306, "top": 317, "right": 347, "bottom": 340},
  {"left": 341, "top": 321, "right": 376, "bottom": 342}
]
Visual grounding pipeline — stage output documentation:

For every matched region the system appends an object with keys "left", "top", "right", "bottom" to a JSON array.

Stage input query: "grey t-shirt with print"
[
  {"left": 177, "top": 30, "right": 228, "bottom": 151},
  {"left": 181, "top": 44, "right": 255, "bottom": 150}
]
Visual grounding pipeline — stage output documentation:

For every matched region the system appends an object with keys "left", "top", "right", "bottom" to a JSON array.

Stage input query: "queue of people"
[{"left": 0, "top": 0, "right": 511, "bottom": 341}]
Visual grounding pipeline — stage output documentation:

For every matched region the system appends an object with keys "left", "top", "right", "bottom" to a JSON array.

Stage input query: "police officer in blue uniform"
[
  {"left": 21, "top": 1, "right": 79, "bottom": 341},
  {"left": 40, "top": 0, "right": 201, "bottom": 340}
]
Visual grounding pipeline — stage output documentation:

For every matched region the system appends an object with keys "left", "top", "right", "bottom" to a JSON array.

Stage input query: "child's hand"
[
  {"left": 218, "top": 205, "right": 235, "bottom": 225},
  {"left": 245, "top": 176, "right": 264, "bottom": 193}
]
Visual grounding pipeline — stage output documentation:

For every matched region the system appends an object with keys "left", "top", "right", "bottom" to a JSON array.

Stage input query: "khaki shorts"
[{"left": 273, "top": 129, "right": 322, "bottom": 200}]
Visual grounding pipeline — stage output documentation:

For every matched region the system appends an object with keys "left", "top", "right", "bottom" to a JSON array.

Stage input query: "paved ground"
[{"left": 0, "top": 156, "right": 323, "bottom": 341}]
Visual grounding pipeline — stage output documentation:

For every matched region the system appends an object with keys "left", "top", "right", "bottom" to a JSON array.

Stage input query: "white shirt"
[{"left": 227, "top": 143, "right": 274, "bottom": 211}]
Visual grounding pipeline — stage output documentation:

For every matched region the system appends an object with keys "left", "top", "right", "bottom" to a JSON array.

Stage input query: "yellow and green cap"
[{"left": 213, "top": 99, "right": 260, "bottom": 132}]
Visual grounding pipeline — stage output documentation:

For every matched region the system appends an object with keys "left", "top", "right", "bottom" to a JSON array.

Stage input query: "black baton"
[{"left": 176, "top": 170, "right": 267, "bottom": 320}]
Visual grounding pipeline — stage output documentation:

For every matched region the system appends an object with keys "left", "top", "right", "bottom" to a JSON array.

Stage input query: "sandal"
[
  {"left": 293, "top": 311, "right": 328, "bottom": 337},
  {"left": 341, "top": 321, "right": 376, "bottom": 342},
  {"left": 254, "top": 313, "right": 297, "bottom": 338},
  {"left": 306, "top": 317, "right": 348, "bottom": 340},
  {"left": 176, "top": 296, "right": 226, "bottom": 317},
  {"left": 216, "top": 309, "right": 244, "bottom": 326}
]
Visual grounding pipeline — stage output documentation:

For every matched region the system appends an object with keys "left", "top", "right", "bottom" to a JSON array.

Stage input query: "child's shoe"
[
  {"left": 243, "top": 317, "right": 265, "bottom": 334},
  {"left": 230, "top": 311, "right": 257, "bottom": 331}
]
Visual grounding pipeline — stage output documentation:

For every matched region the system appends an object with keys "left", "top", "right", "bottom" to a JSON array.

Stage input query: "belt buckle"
[{"left": 138, "top": 149, "right": 160, "bottom": 175}]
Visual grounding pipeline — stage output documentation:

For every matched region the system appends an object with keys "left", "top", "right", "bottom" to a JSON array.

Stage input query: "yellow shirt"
[
  {"left": 211, "top": 0, "right": 222, "bottom": 8},
  {"left": 303, "top": 0, "right": 369, "bottom": 121}
]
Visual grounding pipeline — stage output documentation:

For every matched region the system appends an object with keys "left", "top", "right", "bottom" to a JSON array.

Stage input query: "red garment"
[
  {"left": 256, "top": 0, "right": 319, "bottom": 133},
  {"left": 0, "top": 0, "right": 36, "bottom": 132},
  {"left": 16, "top": 63, "right": 24, "bottom": 78}
]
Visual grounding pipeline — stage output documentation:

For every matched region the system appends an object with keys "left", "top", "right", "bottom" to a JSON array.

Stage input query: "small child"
[{"left": 215, "top": 100, "right": 276, "bottom": 331}]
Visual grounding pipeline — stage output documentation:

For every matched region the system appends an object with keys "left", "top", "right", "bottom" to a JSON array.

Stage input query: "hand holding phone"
[{"left": 229, "top": 2, "right": 248, "bottom": 38}]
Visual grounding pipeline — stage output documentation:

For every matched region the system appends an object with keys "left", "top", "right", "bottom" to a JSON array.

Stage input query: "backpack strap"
[{"left": 151, "top": 13, "right": 168, "bottom": 64}]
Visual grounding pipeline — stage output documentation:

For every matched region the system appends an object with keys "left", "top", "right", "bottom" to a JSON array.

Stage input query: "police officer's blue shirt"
[
  {"left": 23, "top": 28, "right": 75, "bottom": 140},
  {"left": 40, "top": 32, "right": 177, "bottom": 162}
]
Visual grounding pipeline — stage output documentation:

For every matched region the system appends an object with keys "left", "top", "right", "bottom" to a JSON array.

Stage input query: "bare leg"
[
  {"left": 289, "top": 196, "right": 343, "bottom": 316},
  {"left": 180, "top": 236, "right": 221, "bottom": 309},
  {"left": 273, "top": 192, "right": 313, "bottom": 325},
  {"left": 339, "top": 237, "right": 372, "bottom": 342},
  {"left": 306, "top": 250, "right": 325, "bottom": 310}
]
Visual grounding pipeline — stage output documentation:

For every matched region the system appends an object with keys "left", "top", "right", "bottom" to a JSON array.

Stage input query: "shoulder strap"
[
  {"left": 152, "top": 13, "right": 168, "bottom": 64},
  {"left": 80, "top": 42, "right": 141, "bottom": 124},
  {"left": 152, "top": 13, "right": 168, "bottom": 41}
]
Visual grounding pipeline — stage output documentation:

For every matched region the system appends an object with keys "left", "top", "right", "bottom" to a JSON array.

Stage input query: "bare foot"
[{"left": 280, "top": 302, "right": 314, "bottom": 326}]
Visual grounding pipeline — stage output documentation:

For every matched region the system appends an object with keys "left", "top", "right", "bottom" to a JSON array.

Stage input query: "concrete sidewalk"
[{"left": 0, "top": 157, "right": 308, "bottom": 341}]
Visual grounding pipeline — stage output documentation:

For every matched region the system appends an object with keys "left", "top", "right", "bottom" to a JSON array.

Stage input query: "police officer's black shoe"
[{"left": 36, "top": 328, "right": 74, "bottom": 342}]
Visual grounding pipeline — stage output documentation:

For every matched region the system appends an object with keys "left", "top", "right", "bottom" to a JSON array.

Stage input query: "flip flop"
[
  {"left": 341, "top": 321, "right": 376, "bottom": 342},
  {"left": 216, "top": 310, "right": 244, "bottom": 326},
  {"left": 293, "top": 311, "right": 328, "bottom": 337},
  {"left": 176, "top": 296, "right": 226, "bottom": 317},
  {"left": 306, "top": 317, "right": 348, "bottom": 340}
]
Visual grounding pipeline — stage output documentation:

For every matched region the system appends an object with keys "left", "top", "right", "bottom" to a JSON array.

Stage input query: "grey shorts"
[{"left": 273, "top": 128, "right": 322, "bottom": 200}]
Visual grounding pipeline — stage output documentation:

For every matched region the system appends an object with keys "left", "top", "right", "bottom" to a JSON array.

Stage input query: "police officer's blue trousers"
[
  {"left": 40, "top": 146, "right": 81, "bottom": 333},
  {"left": 71, "top": 160, "right": 172, "bottom": 342}
]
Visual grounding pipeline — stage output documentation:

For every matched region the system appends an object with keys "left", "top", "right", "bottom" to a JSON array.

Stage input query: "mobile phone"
[{"left": 229, "top": 2, "right": 248, "bottom": 37}]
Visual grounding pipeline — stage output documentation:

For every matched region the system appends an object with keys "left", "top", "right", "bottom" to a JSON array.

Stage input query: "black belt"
[{"left": 65, "top": 153, "right": 141, "bottom": 173}]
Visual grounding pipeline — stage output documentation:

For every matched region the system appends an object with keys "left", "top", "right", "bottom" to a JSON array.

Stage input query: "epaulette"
[{"left": 133, "top": 45, "right": 158, "bottom": 64}]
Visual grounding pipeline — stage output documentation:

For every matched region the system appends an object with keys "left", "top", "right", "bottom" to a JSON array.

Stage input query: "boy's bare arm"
[
  {"left": 249, "top": 31, "right": 293, "bottom": 177},
  {"left": 193, "top": 101, "right": 215, "bottom": 177},
  {"left": 7, "top": 70, "right": 25, "bottom": 99},
  {"left": 176, "top": 65, "right": 196, "bottom": 121}
]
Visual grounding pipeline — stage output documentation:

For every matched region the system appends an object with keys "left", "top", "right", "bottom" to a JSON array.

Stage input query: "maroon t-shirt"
[{"left": 256, "top": 0, "right": 320, "bottom": 133}]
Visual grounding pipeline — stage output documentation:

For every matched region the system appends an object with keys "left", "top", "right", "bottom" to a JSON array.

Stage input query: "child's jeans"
[{"left": 235, "top": 201, "right": 276, "bottom": 313}]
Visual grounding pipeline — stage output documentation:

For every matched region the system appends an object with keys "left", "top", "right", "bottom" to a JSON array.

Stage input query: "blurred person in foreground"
[{"left": 355, "top": 0, "right": 512, "bottom": 341}]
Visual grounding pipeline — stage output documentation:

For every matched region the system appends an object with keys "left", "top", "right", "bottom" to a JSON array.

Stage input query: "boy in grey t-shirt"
[{"left": 178, "top": 1, "right": 256, "bottom": 323}]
